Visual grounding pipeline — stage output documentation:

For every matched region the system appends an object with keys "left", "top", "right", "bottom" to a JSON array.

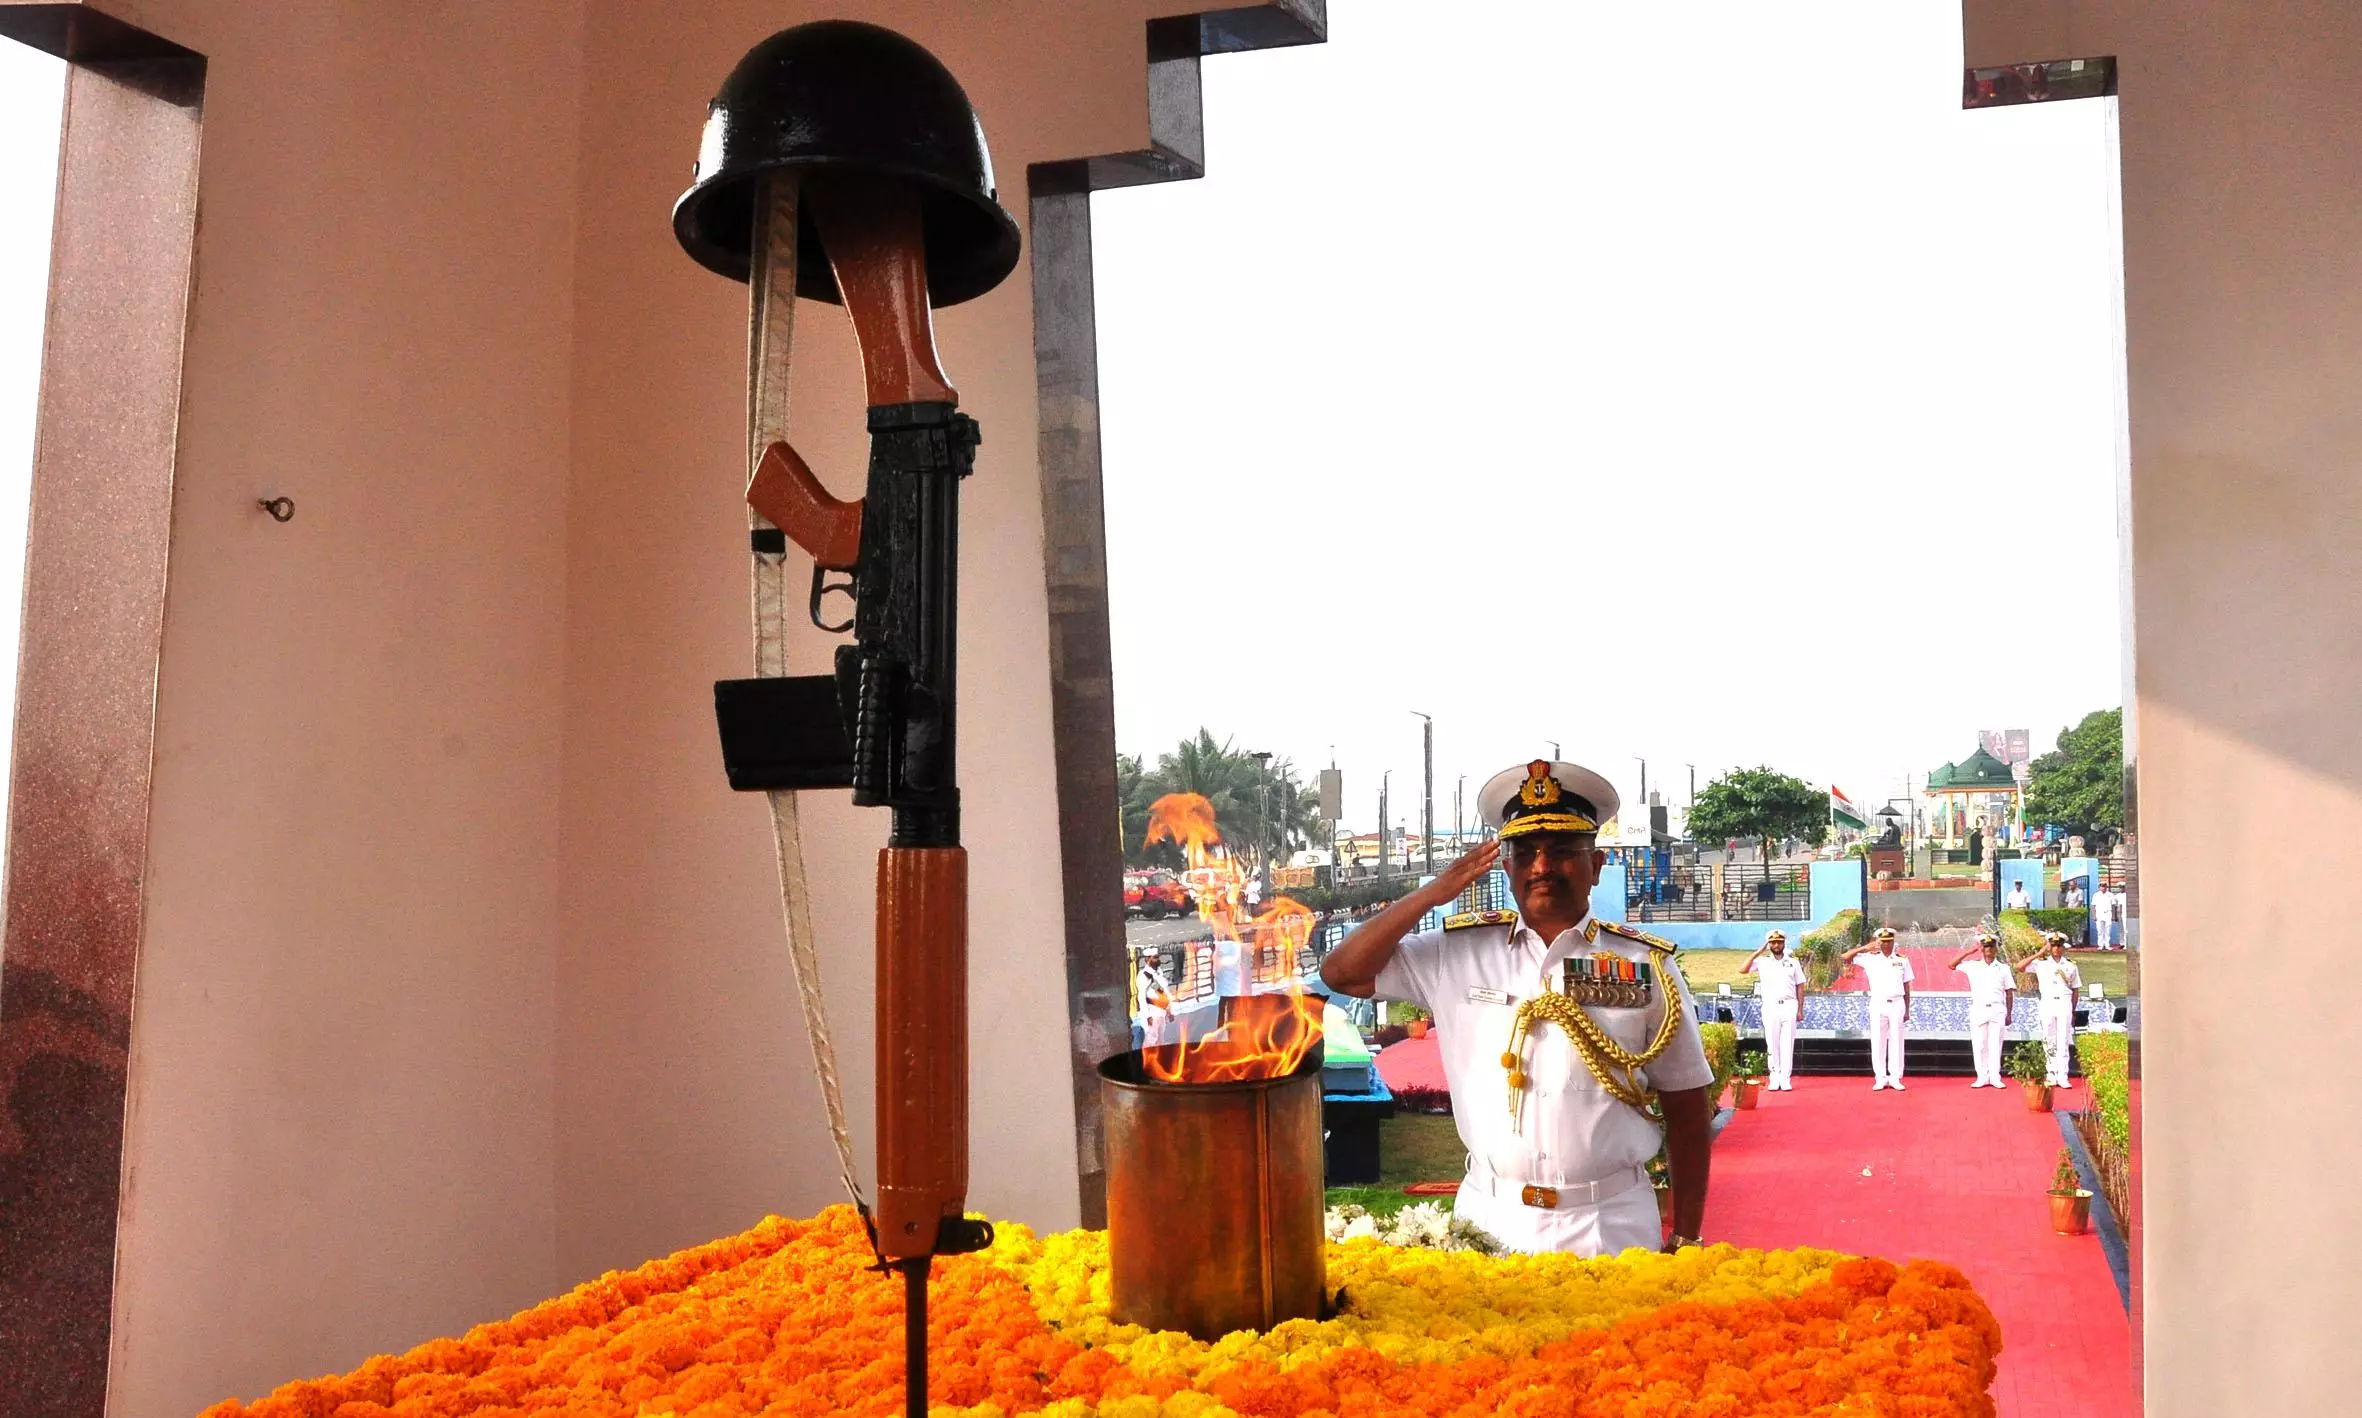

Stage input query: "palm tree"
[{"left": 1116, "top": 730, "right": 1321, "bottom": 869}]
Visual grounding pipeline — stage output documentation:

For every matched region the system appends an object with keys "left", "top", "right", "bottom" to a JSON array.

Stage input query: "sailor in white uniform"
[
  {"left": 1841, "top": 927, "right": 1914, "bottom": 1089},
  {"left": 1134, "top": 954, "right": 1177, "bottom": 1047},
  {"left": 1743, "top": 929, "right": 1807, "bottom": 1090},
  {"left": 1948, "top": 931, "right": 2017, "bottom": 1087},
  {"left": 1320, "top": 760, "right": 1715, "bottom": 1256},
  {"left": 2021, "top": 931, "right": 2084, "bottom": 1088}
]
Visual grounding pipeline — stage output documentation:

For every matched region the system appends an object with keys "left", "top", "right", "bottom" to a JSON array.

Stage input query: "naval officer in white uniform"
[
  {"left": 1743, "top": 929, "right": 1807, "bottom": 1090},
  {"left": 1948, "top": 931, "right": 2017, "bottom": 1087},
  {"left": 1840, "top": 927, "right": 1914, "bottom": 1089},
  {"left": 2021, "top": 931, "right": 2084, "bottom": 1088},
  {"left": 1320, "top": 760, "right": 1715, "bottom": 1256}
]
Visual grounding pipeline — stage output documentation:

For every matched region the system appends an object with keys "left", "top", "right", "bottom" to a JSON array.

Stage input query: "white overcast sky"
[
  {"left": 1093, "top": 1, "right": 2126, "bottom": 832},
  {"left": 0, "top": 11, "right": 2121, "bottom": 839}
]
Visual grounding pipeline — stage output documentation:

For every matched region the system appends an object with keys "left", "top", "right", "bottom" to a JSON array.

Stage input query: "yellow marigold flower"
[{"left": 200, "top": 1206, "right": 1998, "bottom": 1418}]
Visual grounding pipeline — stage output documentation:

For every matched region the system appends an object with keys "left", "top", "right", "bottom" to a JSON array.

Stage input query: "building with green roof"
[{"left": 1922, "top": 745, "right": 2024, "bottom": 850}]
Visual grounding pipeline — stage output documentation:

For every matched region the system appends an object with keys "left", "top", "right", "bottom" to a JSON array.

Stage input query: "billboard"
[
  {"left": 1979, "top": 728, "right": 2031, "bottom": 765},
  {"left": 1317, "top": 768, "right": 1342, "bottom": 821}
]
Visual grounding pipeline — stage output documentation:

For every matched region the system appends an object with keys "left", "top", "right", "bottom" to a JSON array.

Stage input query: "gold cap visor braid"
[{"left": 1497, "top": 811, "right": 1598, "bottom": 841}]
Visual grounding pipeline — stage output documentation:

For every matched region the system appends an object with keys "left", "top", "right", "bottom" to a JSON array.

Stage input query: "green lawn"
[
  {"left": 1323, "top": 1114, "right": 1465, "bottom": 1215},
  {"left": 2061, "top": 950, "right": 2131, "bottom": 996},
  {"left": 1675, "top": 953, "right": 1759, "bottom": 994}
]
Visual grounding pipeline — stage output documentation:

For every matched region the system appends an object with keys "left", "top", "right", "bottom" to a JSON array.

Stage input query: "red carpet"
[
  {"left": 1828, "top": 946, "right": 1967, "bottom": 992},
  {"left": 1710, "top": 1075, "right": 2132, "bottom": 1418}
]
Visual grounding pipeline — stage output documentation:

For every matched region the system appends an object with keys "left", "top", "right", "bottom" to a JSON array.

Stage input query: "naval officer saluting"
[
  {"left": 1840, "top": 927, "right": 1915, "bottom": 1089},
  {"left": 1321, "top": 760, "right": 1715, "bottom": 1256},
  {"left": 1744, "top": 929, "right": 1808, "bottom": 1091}
]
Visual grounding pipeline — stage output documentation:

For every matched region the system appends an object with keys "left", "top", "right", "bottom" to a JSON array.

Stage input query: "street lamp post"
[
  {"left": 1378, "top": 771, "right": 1390, "bottom": 887},
  {"left": 1411, "top": 712, "right": 1434, "bottom": 879},
  {"left": 1249, "top": 750, "right": 1273, "bottom": 896}
]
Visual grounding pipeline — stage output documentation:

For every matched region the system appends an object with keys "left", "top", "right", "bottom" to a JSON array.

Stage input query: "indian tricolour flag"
[{"left": 1829, "top": 785, "right": 1867, "bottom": 830}]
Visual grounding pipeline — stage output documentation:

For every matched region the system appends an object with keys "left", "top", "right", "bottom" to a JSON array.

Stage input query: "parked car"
[{"left": 1123, "top": 870, "right": 1190, "bottom": 919}]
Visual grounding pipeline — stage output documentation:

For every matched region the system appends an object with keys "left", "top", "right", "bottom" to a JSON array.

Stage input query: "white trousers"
[
  {"left": 1968, "top": 1001, "right": 2007, "bottom": 1085},
  {"left": 1869, "top": 999, "right": 1908, "bottom": 1084},
  {"left": 1763, "top": 1004, "right": 1799, "bottom": 1087},
  {"left": 1454, "top": 1169, "right": 1661, "bottom": 1256},
  {"left": 2040, "top": 1000, "right": 2075, "bottom": 1084}
]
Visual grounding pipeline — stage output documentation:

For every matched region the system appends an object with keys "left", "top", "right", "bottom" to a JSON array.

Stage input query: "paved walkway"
[{"left": 1710, "top": 1074, "right": 2133, "bottom": 1418}]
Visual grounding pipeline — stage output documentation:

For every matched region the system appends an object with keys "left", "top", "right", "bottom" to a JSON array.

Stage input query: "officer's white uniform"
[
  {"left": 1135, "top": 959, "right": 1176, "bottom": 1047},
  {"left": 1957, "top": 953, "right": 2015, "bottom": 1086},
  {"left": 1858, "top": 947, "right": 1914, "bottom": 1088},
  {"left": 2027, "top": 953, "right": 2083, "bottom": 1086},
  {"left": 1745, "top": 945, "right": 1807, "bottom": 1090},
  {"left": 1212, "top": 937, "right": 1243, "bottom": 1004},
  {"left": 1373, "top": 911, "right": 1711, "bottom": 1256}
]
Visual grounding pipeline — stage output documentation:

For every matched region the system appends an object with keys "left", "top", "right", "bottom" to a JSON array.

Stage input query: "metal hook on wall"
[{"left": 257, "top": 496, "right": 294, "bottom": 523}]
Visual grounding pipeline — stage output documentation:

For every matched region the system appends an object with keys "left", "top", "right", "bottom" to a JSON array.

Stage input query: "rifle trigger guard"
[{"left": 811, "top": 564, "right": 856, "bottom": 634}]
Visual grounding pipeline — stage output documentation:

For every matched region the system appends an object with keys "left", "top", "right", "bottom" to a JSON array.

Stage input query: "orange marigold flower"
[{"left": 199, "top": 1206, "right": 2000, "bottom": 1418}]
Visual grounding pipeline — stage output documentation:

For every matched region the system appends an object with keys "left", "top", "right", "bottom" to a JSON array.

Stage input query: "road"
[{"left": 1124, "top": 913, "right": 1213, "bottom": 948}]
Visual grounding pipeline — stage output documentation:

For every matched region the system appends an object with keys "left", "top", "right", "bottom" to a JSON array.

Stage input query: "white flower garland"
[{"left": 1323, "top": 1201, "right": 1502, "bottom": 1254}]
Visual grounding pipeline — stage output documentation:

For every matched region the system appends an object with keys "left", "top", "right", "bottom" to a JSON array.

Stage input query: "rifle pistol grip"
[{"left": 748, "top": 439, "right": 863, "bottom": 570}]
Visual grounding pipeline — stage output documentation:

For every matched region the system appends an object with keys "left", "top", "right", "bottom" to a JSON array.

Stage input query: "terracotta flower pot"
[
  {"left": 2022, "top": 1080, "right": 2053, "bottom": 1112},
  {"left": 2049, "top": 1189, "right": 2092, "bottom": 1235},
  {"left": 1406, "top": 1019, "right": 1430, "bottom": 1039},
  {"left": 1734, "top": 1079, "right": 1762, "bottom": 1111}
]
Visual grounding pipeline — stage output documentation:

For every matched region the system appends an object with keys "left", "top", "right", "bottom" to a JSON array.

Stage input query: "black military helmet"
[{"left": 673, "top": 20, "right": 1021, "bottom": 306}]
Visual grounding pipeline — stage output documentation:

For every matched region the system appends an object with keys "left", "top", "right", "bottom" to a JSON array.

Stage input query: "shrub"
[
  {"left": 2027, "top": 907, "right": 2091, "bottom": 940},
  {"left": 2080, "top": 1033, "right": 2130, "bottom": 1152},
  {"left": 2075, "top": 1033, "right": 2133, "bottom": 1225},
  {"left": 1998, "top": 909, "right": 2044, "bottom": 962},
  {"left": 1699, "top": 1021, "right": 1738, "bottom": 1109},
  {"left": 1795, "top": 908, "right": 1867, "bottom": 991},
  {"left": 2006, "top": 1039, "right": 2048, "bottom": 1084}
]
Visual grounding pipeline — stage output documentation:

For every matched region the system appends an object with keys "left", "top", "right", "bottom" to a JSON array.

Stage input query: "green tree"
[
  {"left": 1116, "top": 730, "right": 1321, "bottom": 868},
  {"left": 1685, "top": 766, "right": 1830, "bottom": 862},
  {"left": 2024, "top": 708, "right": 2124, "bottom": 849},
  {"left": 1116, "top": 754, "right": 1179, "bottom": 869}
]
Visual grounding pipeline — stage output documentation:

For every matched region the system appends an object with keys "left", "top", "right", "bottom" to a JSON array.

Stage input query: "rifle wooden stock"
[
  {"left": 874, "top": 845, "right": 968, "bottom": 1259},
  {"left": 747, "top": 439, "right": 862, "bottom": 569},
  {"left": 809, "top": 175, "right": 957, "bottom": 407}
]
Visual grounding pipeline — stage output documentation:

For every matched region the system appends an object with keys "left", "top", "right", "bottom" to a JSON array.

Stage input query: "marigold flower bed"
[{"left": 201, "top": 1205, "right": 2000, "bottom": 1418}]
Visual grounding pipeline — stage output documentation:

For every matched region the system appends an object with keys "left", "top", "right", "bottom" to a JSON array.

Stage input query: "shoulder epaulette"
[
  {"left": 1443, "top": 908, "right": 1518, "bottom": 931},
  {"left": 1599, "top": 919, "right": 1679, "bottom": 953}
]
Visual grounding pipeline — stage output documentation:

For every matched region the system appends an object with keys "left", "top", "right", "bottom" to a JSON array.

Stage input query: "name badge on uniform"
[{"left": 1467, "top": 986, "right": 1511, "bottom": 1006}]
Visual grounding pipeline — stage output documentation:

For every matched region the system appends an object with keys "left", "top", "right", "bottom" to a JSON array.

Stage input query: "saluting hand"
[{"left": 1416, "top": 840, "right": 1501, "bottom": 912}]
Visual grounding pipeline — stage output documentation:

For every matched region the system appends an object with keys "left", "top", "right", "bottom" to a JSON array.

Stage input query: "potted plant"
[
  {"left": 1733, "top": 1050, "right": 1768, "bottom": 1110},
  {"left": 2008, "top": 1041, "right": 2051, "bottom": 1111},
  {"left": 2049, "top": 1147, "right": 2093, "bottom": 1234},
  {"left": 1402, "top": 1005, "right": 1432, "bottom": 1040}
]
